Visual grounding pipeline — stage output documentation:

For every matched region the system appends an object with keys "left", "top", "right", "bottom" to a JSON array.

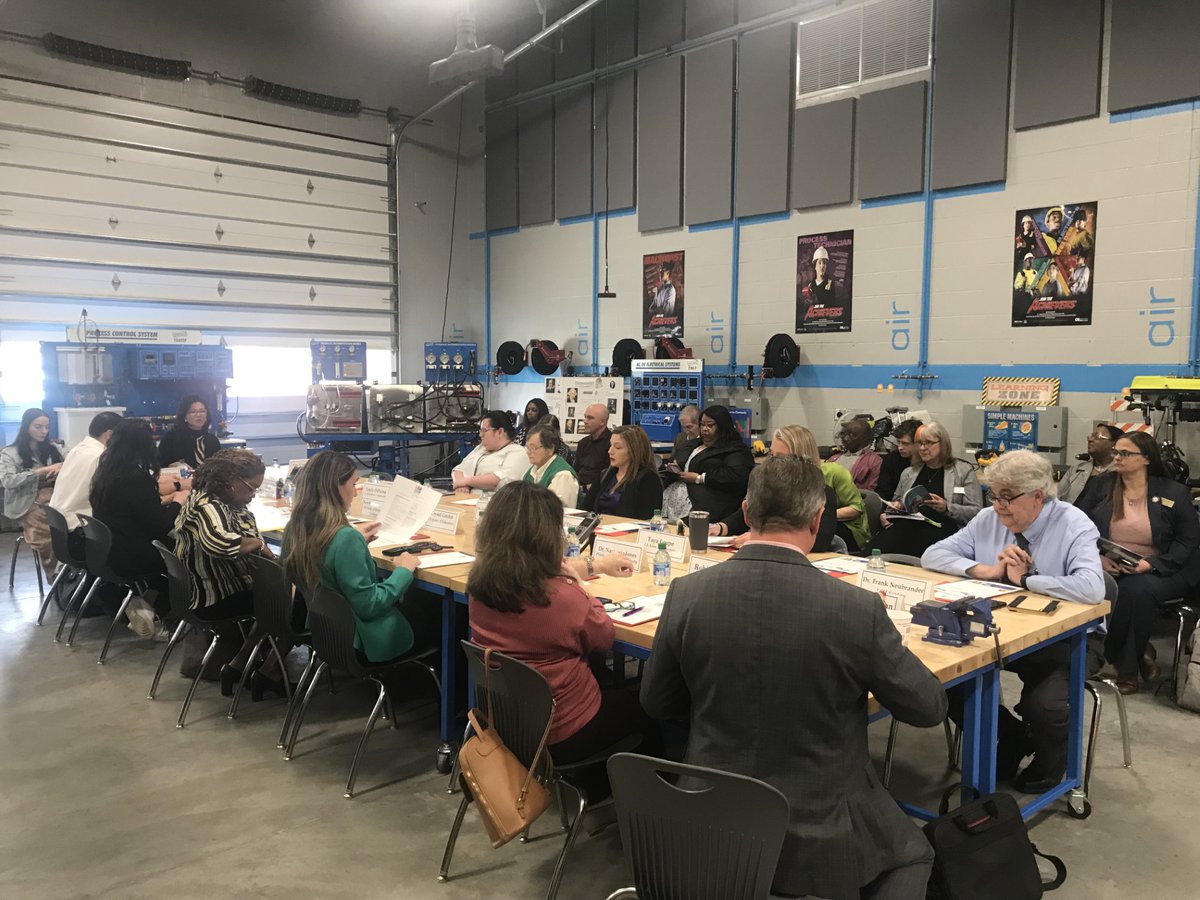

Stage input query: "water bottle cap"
[
  {"left": 871, "top": 549, "right": 881, "bottom": 556},
  {"left": 568, "top": 526, "right": 576, "bottom": 534},
  {"left": 658, "top": 542, "right": 667, "bottom": 549}
]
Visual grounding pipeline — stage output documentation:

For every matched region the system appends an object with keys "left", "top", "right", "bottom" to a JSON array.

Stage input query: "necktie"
[{"left": 1014, "top": 532, "right": 1037, "bottom": 575}]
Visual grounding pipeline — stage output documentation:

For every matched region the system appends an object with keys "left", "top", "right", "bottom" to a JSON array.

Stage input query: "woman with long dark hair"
[
  {"left": 468, "top": 481, "right": 661, "bottom": 797},
  {"left": 660, "top": 404, "right": 754, "bottom": 522},
  {"left": 0, "top": 408, "right": 64, "bottom": 576},
  {"left": 282, "top": 451, "right": 438, "bottom": 664},
  {"left": 1080, "top": 431, "right": 1200, "bottom": 694},
  {"left": 157, "top": 395, "right": 221, "bottom": 468},
  {"left": 91, "top": 418, "right": 188, "bottom": 635},
  {"left": 581, "top": 424, "right": 663, "bottom": 519},
  {"left": 516, "top": 397, "right": 550, "bottom": 445}
]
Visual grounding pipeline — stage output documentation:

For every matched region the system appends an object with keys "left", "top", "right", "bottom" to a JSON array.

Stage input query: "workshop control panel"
[
  {"left": 423, "top": 342, "right": 477, "bottom": 383},
  {"left": 311, "top": 340, "right": 367, "bottom": 383}
]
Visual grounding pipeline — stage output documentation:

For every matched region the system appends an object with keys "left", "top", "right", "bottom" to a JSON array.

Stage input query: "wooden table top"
[{"left": 367, "top": 496, "right": 1109, "bottom": 691}]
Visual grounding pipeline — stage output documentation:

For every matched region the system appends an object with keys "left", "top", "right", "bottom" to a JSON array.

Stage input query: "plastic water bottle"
[
  {"left": 653, "top": 542, "right": 671, "bottom": 586},
  {"left": 283, "top": 477, "right": 295, "bottom": 507},
  {"left": 867, "top": 549, "right": 887, "bottom": 572},
  {"left": 178, "top": 465, "right": 192, "bottom": 481},
  {"left": 565, "top": 527, "right": 581, "bottom": 558},
  {"left": 650, "top": 508, "right": 664, "bottom": 532},
  {"left": 475, "top": 491, "right": 490, "bottom": 526},
  {"left": 275, "top": 478, "right": 284, "bottom": 500}
]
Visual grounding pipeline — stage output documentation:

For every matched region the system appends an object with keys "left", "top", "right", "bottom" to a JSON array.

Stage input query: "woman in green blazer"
[{"left": 284, "top": 451, "right": 429, "bottom": 662}]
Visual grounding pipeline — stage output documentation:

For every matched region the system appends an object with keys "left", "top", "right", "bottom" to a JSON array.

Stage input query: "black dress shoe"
[
  {"left": 995, "top": 730, "right": 1035, "bottom": 782},
  {"left": 1013, "top": 759, "right": 1066, "bottom": 794},
  {"left": 250, "top": 670, "right": 288, "bottom": 702},
  {"left": 218, "top": 664, "right": 243, "bottom": 698}
]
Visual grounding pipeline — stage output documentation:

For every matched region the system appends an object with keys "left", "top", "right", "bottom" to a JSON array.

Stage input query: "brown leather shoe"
[
  {"left": 1116, "top": 677, "right": 1140, "bottom": 695},
  {"left": 1139, "top": 654, "right": 1160, "bottom": 682}
]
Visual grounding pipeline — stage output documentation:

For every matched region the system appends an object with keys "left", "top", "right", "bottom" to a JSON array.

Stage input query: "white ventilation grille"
[{"left": 797, "top": 0, "right": 932, "bottom": 100}]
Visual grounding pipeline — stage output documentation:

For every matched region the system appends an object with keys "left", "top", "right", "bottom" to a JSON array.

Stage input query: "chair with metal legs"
[
  {"left": 64, "top": 515, "right": 154, "bottom": 657},
  {"left": 439, "top": 641, "right": 641, "bottom": 900},
  {"left": 604, "top": 752, "right": 790, "bottom": 900},
  {"left": 148, "top": 542, "right": 251, "bottom": 728},
  {"left": 282, "top": 585, "right": 440, "bottom": 798},
  {"left": 881, "top": 718, "right": 959, "bottom": 788},
  {"left": 9, "top": 534, "right": 45, "bottom": 597},
  {"left": 1162, "top": 598, "right": 1200, "bottom": 691},
  {"left": 38, "top": 506, "right": 91, "bottom": 627}
]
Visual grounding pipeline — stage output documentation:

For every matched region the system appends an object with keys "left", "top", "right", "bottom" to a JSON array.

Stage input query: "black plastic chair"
[
  {"left": 8, "top": 534, "right": 44, "bottom": 597},
  {"left": 880, "top": 552, "right": 923, "bottom": 568},
  {"left": 147, "top": 541, "right": 251, "bottom": 728},
  {"left": 38, "top": 506, "right": 92, "bottom": 628},
  {"left": 439, "top": 641, "right": 641, "bottom": 900},
  {"left": 226, "top": 556, "right": 313, "bottom": 722},
  {"left": 604, "top": 752, "right": 790, "bottom": 900},
  {"left": 59, "top": 515, "right": 151, "bottom": 658},
  {"left": 861, "top": 490, "right": 885, "bottom": 538},
  {"left": 282, "top": 584, "right": 440, "bottom": 798}
]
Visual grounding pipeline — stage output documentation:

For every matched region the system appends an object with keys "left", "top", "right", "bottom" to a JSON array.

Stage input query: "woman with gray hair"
[{"left": 866, "top": 421, "right": 982, "bottom": 558}]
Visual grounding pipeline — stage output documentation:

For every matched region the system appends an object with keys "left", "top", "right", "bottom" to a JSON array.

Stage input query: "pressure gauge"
[
  {"left": 439, "top": 351, "right": 450, "bottom": 365},
  {"left": 425, "top": 352, "right": 436, "bottom": 365},
  {"left": 452, "top": 351, "right": 464, "bottom": 366}
]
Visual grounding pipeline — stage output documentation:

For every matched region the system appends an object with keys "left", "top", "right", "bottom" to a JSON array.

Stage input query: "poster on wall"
[
  {"left": 643, "top": 251, "right": 684, "bottom": 339},
  {"left": 983, "top": 410, "right": 1039, "bottom": 453},
  {"left": 796, "top": 230, "right": 854, "bottom": 334},
  {"left": 543, "top": 376, "right": 624, "bottom": 448},
  {"left": 1012, "top": 201, "right": 1097, "bottom": 327}
]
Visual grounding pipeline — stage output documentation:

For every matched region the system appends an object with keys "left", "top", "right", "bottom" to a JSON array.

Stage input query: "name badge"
[
  {"left": 953, "top": 486, "right": 966, "bottom": 495},
  {"left": 639, "top": 529, "right": 688, "bottom": 564},
  {"left": 425, "top": 507, "right": 461, "bottom": 535},
  {"left": 687, "top": 554, "right": 721, "bottom": 573},
  {"left": 592, "top": 537, "right": 645, "bottom": 572}
]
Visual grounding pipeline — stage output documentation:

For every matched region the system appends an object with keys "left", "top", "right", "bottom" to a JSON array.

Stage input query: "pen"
[{"left": 621, "top": 606, "right": 644, "bottom": 617}]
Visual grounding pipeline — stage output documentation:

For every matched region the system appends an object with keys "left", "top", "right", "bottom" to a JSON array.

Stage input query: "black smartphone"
[
  {"left": 1008, "top": 594, "right": 1027, "bottom": 608},
  {"left": 989, "top": 598, "right": 1008, "bottom": 610}
]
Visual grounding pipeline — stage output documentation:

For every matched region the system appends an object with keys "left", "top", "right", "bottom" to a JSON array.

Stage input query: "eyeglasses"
[
  {"left": 1087, "top": 433, "right": 1113, "bottom": 442},
  {"left": 1112, "top": 449, "right": 1145, "bottom": 459},
  {"left": 990, "top": 492, "right": 1026, "bottom": 508},
  {"left": 478, "top": 426, "right": 497, "bottom": 435},
  {"left": 238, "top": 477, "right": 261, "bottom": 495},
  {"left": 916, "top": 439, "right": 941, "bottom": 448},
  {"left": 602, "top": 600, "right": 638, "bottom": 613},
  {"left": 699, "top": 421, "right": 717, "bottom": 430}
]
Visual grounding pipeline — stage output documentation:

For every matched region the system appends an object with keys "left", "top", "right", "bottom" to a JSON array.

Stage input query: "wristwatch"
[
  {"left": 585, "top": 556, "right": 595, "bottom": 577},
  {"left": 1020, "top": 573, "right": 1030, "bottom": 590},
  {"left": 697, "top": 472, "right": 706, "bottom": 485}
]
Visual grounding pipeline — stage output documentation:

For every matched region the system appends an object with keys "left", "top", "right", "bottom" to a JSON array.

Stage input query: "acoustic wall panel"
[
  {"left": 1109, "top": 0, "right": 1200, "bottom": 113},
  {"left": 485, "top": 107, "right": 519, "bottom": 231},
  {"left": 595, "top": 0, "right": 637, "bottom": 64},
  {"left": 687, "top": 0, "right": 737, "bottom": 39},
  {"left": 518, "top": 98, "right": 555, "bottom": 226},
  {"left": 930, "top": 0, "right": 1012, "bottom": 190},
  {"left": 740, "top": 0, "right": 795, "bottom": 22},
  {"left": 639, "top": 0, "right": 684, "bottom": 52},
  {"left": 595, "top": 71, "right": 637, "bottom": 212},
  {"left": 555, "top": 85, "right": 593, "bottom": 219},
  {"left": 517, "top": 37, "right": 555, "bottom": 93},
  {"left": 684, "top": 40, "right": 735, "bottom": 225},
  {"left": 736, "top": 24, "right": 795, "bottom": 218},
  {"left": 1013, "top": 0, "right": 1102, "bottom": 129},
  {"left": 792, "top": 98, "right": 855, "bottom": 210},
  {"left": 857, "top": 81, "right": 926, "bottom": 200},
  {"left": 556, "top": 8, "right": 594, "bottom": 80},
  {"left": 485, "top": 24, "right": 519, "bottom": 103},
  {"left": 638, "top": 57, "right": 683, "bottom": 231}
]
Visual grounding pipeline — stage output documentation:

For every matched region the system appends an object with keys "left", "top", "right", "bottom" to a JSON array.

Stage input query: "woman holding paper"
[
  {"left": 1080, "top": 432, "right": 1200, "bottom": 694},
  {"left": 283, "top": 451, "right": 439, "bottom": 668},
  {"left": 468, "top": 481, "right": 661, "bottom": 798}
]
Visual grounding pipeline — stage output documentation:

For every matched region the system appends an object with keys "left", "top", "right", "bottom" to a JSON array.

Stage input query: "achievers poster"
[
  {"left": 796, "top": 230, "right": 854, "bottom": 333},
  {"left": 643, "top": 250, "right": 684, "bottom": 339},
  {"left": 1012, "top": 202, "right": 1097, "bottom": 327}
]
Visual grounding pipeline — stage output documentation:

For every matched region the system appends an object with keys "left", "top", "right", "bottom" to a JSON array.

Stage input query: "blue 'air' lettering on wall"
[
  {"left": 707, "top": 311, "right": 726, "bottom": 356},
  {"left": 1141, "top": 288, "right": 1176, "bottom": 347},
  {"left": 576, "top": 319, "right": 591, "bottom": 360},
  {"left": 888, "top": 300, "right": 911, "bottom": 352}
]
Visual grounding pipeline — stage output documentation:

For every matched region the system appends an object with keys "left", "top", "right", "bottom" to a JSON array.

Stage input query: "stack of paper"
[
  {"left": 604, "top": 593, "right": 668, "bottom": 626},
  {"left": 932, "top": 579, "right": 1016, "bottom": 601},
  {"left": 813, "top": 556, "right": 869, "bottom": 576},
  {"left": 361, "top": 476, "right": 443, "bottom": 546},
  {"left": 417, "top": 551, "right": 475, "bottom": 568}
]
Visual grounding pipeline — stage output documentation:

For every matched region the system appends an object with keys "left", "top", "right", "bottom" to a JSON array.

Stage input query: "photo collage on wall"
[
  {"left": 543, "top": 376, "right": 624, "bottom": 449},
  {"left": 1012, "top": 202, "right": 1097, "bottom": 327},
  {"left": 643, "top": 250, "right": 684, "bottom": 339},
  {"left": 796, "top": 230, "right": 854, "bottom": 333}
]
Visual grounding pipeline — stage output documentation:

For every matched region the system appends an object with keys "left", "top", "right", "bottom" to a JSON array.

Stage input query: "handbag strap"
[
  {"left": 1031, "top": 844, "right": 1067, "bottom": 891},
  {"left": 937, "top": 783, "right": 982, "bottom": 816}
]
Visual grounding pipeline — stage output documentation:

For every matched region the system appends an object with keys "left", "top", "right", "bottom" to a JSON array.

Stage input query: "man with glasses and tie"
[{"left": 922, "top": 450, "right": 1105, "bottom": 793}]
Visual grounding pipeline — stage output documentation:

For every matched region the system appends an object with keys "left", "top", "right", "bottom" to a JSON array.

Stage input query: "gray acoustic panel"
[
  {"left": 595, "top": 71, "right": 637, "bottom": 212},
  {"left": 517, "top": 39, "right": 554, "bottom": 93},
  {"left": 736, "top": 24, "right": 794, "bottom": 218},
  {"left": 1013, "top": 0, "right": 1102, "bottom": 129},
  {"left": 518, "top": 98, "right": 554, "bottom": 226},
  {"left": 484, "top": 24, "right": 519, "bottom": 103},
  {"left": 687, "top": 0, "right": 737, "bottom": 39},
  {"left": 639, "top": 0, "right": 684, "bottom": 52},
  {"left": 1109, "top": 0, "right": 1200, "bottom": 113},
  {"left": 740, "top": 0, "right": 795, "bottom": 22},
  {"left": 555, "top": 85, "right": 593, "bottom": 219},
  {"left": 857, "top": 81, "right": 926, "bottom": 200},
  {"left": 930, "top": 0, "right": 1012, "bottom": 190},
  {"left": 556, "top": 8, "right": 594, "bottom": 80},
  {"left": 485, "top": 107, "right": 519, "bottom": 230},
  {"left": 792, "top": 98, "right": 855, "bottom": 210},
  {"left": 595, "top": 0, "right": 637, "bottom": 63},
  {"left": 684, "top": 40, "right": 735, "bottom": 225},
  {"left": 638, "top": 56, "right": 683, "bottom": 231}
]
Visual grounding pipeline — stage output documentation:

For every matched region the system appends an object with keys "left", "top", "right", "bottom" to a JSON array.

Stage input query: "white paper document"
[
  {"left": 813, "top": 555, "right": 870, "bottom": 575},
  {"left": 605, "top": 593, "right": 668, "bottom": 626},
  {"left": 594, "top": 522, "right": 641, "bottom": 535},
  {"left": 249, "top": 499, "right": 291, "bottom": 534},
  {"left": 932, "top": 579, "right": 1018, "bottom": 601},
  {"left": 373, "top": 476, "right": 442, "bottom": 546},
  {"left": 452, "top": 497, "right": 480, "bottom": 506},
  {"left": 417, "top": 551, "right": 476, "bottom": 568}
]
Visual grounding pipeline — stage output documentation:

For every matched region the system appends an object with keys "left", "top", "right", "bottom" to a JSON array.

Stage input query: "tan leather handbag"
[{"left": 457, "top": 649, "right": 554, "bottom": 848}]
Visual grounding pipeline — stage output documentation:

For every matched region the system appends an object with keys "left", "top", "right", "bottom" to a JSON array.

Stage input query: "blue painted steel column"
[
  {"left": 916, "top": 74, "right": 936, "bottom": 401},
  {"left": 1189, "top": 156, "right": 1200, "bottom": 374},
  {"left": 592, "top": 212, "right": 602, "bottom": 374},
  {"left": 484, "top": 232, "right": 493, "bottom": 369}
]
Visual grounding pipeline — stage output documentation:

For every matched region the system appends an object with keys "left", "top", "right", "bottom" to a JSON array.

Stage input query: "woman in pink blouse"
[{"left": 467, "top": 481, "right": 660, "bottom": 795}]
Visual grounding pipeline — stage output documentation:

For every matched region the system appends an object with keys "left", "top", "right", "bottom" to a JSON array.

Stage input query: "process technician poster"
[{"left": 796, "top": 230, "right": 854, "bottom": 334}]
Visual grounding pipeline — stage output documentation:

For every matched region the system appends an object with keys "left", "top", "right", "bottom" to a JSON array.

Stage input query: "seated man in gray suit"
[{"left": 642, "top": 457, "right": 948, "bottom": 900}]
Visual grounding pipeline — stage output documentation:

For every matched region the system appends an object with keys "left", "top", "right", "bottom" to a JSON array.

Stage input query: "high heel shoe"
[
  {"left": 219, "top": 664, "right": 243, "bottom": 698},
  {"left": 250, "top": 670, "right": 288, "bottom": 702}
]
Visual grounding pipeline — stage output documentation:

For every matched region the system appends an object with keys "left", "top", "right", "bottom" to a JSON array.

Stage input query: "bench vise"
[{"left": 910, "top": 597, "right": 996, "bottom": 647}]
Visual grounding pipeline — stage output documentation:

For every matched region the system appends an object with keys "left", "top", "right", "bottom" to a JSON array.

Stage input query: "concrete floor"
[{"left": 1, "top": 530, "right": 1197, "bottom": 899}]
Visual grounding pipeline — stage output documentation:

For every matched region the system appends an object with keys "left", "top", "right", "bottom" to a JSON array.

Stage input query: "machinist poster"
[
  {"left": 643, "top": 250, "right": 684, "bottom": 339},
  {"left": 1012, "top": 201, "right": 1097, "bottom": 327},
  {"left": 796, "top": 230, "right": 854, "bottom": 334}
]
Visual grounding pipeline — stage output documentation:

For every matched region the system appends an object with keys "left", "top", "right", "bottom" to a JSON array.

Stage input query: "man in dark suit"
[{"left": 642, "top": 457, "right": 947, "bottom": 900}]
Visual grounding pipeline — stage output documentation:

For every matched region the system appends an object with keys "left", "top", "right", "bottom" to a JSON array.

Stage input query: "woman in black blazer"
[
  {"left": 581, "top": 425, "right": 663, "bottom": 520},
  {"left": 1080, "top": 431, "right": 1200, "bottom": 694},
  {"left": 661, "top": 405, "right": 755, "bottom": 523}
]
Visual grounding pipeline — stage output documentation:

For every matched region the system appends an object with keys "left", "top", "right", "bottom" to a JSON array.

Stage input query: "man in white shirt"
[
  {"left": 451, "top": 411, "right": 528, "bottom": 494},
  {"left": 49, "top": 411, "right": 122, "bottom": 530}
]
